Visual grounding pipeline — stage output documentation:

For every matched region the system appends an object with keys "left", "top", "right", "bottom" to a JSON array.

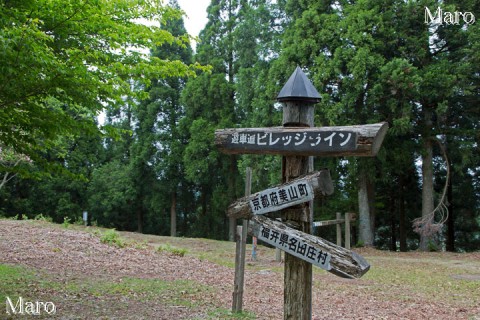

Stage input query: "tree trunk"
[
  {"left": 228, "top": 155, "right": 237, "bottom": 242},
  {"left": 399, "top": 175, "right": 407, "bottom": 252},
  {"left": 367, "top": 174, "right": 375, "bottom": 240},
  {"left": 358, "top": 168, "right": 374, "bottom": 247},
  {"left": 137, "top": 207, "right": 143, "bottom": 233},
  {"left": 389, "top": 189, "right": 397, "bottom": 251},
  {"left": 418, "top": 104, "right": 435, "bottom": 251},
  {"left": 446, "top": 169, "right": 455, "bottom": 251},
  {"left": 170, "top": 191, "right": 177, "bottom": 237},
  {"left": 419, "top": 138, "right": 434, "bottom": 251}
]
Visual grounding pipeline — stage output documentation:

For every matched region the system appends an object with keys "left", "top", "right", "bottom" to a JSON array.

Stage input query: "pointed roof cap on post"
[{"left": 277, "top": 66, "right": 321, "bottom": 103}]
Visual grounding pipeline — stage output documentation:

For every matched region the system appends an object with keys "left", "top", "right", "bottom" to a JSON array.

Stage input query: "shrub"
[
  {"left": 157, "top": 244, "right": 187, "bottom": 257},
  {"left": 100, "top": 229, "right": 125, "bottom": 248},
  {"left": 34, "top": 214, "right": 53, "bottom": 222},
  {"left": 62, "top": 216, "right": 71, "bottom": 228}
]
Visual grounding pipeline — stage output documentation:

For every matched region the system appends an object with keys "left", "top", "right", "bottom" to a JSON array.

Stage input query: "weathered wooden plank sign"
[
  {"left": 220, "top": 67, "right": 385, "bottom": 319},
  {"left": 249, "top": 215, "right": 370, "bottom": 279},
  {"left": 215, "top": 122, "right": 388, "bottom": 157},
  {"left": 227, "top": 170, "right": 334, "bottom": 219}
]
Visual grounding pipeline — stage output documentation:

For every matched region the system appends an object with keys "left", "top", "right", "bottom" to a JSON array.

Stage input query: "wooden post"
[
  {"left": 232, "top": 167, "right": 252, "bottom": 313},
  {"left": 275, "top": 248, "right": 282, "bottom": 262},
  {"left": 251, "top": 236, "right": 257, "bottom": 261},
  {"left": 232, "top": 225, "right": 243, "bottom": 312},
  {"left": 82, "top": 211, "right": 88, "bottom": 227},
  {"left": 345, "top": 212, "right": 351, "bottom": 250},
  {"left": 218, "top": 66, "right": 384, "bottom": 317},
  {"left": 170, "top": 192, "right": 176, "bottom": 237},
  {"left": 336, "top": 212, "right": 342, "bottom": 247},
  {"left": 278, "top": 66, "right": 319, "bottom": 320},
  {"left": 239, "top": 167, "right": 251, "bottom": 309}
]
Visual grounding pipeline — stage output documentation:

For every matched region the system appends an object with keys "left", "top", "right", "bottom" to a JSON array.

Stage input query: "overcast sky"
[{"left": 177, "top": 0, "right": 210, "bottom": 46}]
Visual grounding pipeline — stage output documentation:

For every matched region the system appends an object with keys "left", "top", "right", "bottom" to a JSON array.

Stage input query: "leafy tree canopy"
[{"left": 0, "top": 0, "right": 206, "bottom": 174}]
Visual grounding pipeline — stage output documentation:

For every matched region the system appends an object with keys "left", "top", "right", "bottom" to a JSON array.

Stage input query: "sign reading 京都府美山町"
[
  {"left": 249, "top": 180, "right": 314, "bottom": 215},
  {"left": 227, "top": 170, "right": 334, "bottom": 220}
]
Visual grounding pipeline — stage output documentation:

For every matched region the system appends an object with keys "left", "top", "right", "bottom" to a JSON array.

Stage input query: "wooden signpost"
[
  {"left": 249, "top": 215, "right": 370, "bottom": 279},
  {"left": 215, "top": 123, "right": 387, "bottom": 157},
  {"left": 227, "top": 170, "right": 334, "bottom": 219},
  {"left": 216, "top": 66, "right": 388, "bottom": 319}
]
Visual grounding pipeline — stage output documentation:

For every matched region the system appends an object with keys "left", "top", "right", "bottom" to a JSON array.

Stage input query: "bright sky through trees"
[{"left": 178, "top": 0, "right": 209, "bottom": 45}]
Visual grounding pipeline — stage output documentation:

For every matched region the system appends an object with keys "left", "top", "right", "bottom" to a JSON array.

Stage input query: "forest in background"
[{"left": 1, "top": 0, "right": 479, "bottom": 252}]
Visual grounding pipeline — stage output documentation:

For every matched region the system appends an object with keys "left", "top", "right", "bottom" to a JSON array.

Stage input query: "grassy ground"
[
  {"left": 1, "top": 219, "right": 479, "bottom": 319},
  {"left": 118, "top": 227, "right": 480, "bottom": 308}
]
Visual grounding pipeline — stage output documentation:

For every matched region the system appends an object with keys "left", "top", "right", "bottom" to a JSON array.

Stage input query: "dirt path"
[{"left": 1, "top": 220, "right": 479, "bottom": 319}]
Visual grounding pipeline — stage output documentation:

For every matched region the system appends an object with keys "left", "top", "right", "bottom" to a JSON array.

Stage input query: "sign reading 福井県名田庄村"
[
  {"left": 256, "top": 223, "right": 331, "bottom": 270},
  {"left": 248, "top": 215, "right": 370, "bottom": 279}
]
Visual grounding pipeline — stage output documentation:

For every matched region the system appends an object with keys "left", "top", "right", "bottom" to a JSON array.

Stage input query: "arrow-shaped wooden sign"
[
  {"left": 227, "top": 170, "right": 334, "bottom": 219},
  {"left": 249, "top": 215, "right": 370, "bottom": 279},
  {"left": 215, "top": 122, "right": 388, "bottom": 157}
]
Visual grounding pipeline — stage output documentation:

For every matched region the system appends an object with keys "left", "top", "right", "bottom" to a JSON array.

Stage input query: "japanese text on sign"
[
  {"left": 230, "top": 130, "right": 356, "bottom": 151},
  {"left": 249, "top": 181, "right": 314, "bottom": 215},
  {"left": 258, "top": 225, "right": 331, "bottom": 270}
]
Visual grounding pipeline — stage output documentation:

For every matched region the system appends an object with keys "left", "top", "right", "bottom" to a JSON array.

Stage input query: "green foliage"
[
  {"left": 62, "top": 216, "right": 71, "bottom": 228},
  {"left": 0, "top": 0, "right": 478, "bottom": 250},
  {"left": 0, "top": 263, "right": 212, "bottom": 315},
  {"left": 0, "top": 264, "right": 38, "bottom": 303},
  {"left": 277, "top": 0, "right": 479, "bottom": 250},
  {"left": 157, "top": 243, "right": 188, "bottom": 257},
  {"left": 87, "top": 160, "right": 136, "bottom": 230},
  {"left": 0, "top": 0, "right": 204, "bottom": 176},
  {"left": 100, "top": 229, "right": 126, "bottom": 248},
  {"left": 183, "top": 118, "right": 218, "bottom": 184}
]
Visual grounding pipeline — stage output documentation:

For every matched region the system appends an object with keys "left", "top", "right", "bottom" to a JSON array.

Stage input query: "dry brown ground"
[{"left": 0, "top": 219, "right": 479, "bottom": 319}]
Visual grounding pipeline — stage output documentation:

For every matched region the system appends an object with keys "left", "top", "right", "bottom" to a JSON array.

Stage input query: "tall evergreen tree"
[
  {"left": 88, "top": 2, "right": 197, "bottom": 233},
  {"left": 181, "top": 0, "right": 284, "bottom": 239},
  {"left": 137, "top": 0, "right": 194, "bottom": 236},
  {"left": 277, "top": 0, "right": 479, "bottom": 250}
]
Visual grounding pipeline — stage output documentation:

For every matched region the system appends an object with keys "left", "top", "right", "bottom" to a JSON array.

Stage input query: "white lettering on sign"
[
  {"left": 248, "top": 181, "right": 314, "bottom": 215},
  {"left": 230, "top": 131, "right": 354, "bottom": 149},
  {"left": 257, "top": 225, "right": 331, "bottom": 271}
]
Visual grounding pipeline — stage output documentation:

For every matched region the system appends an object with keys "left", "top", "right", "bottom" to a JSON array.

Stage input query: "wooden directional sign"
[
  {"left": 228, "top": 170, "right": 334, "bottom": 219},
  {"left": 249, "top": 215, "right": 370, "bottom": 279},
  {"left": 215, "top": 122, "right": 388, "bottom": 157}
]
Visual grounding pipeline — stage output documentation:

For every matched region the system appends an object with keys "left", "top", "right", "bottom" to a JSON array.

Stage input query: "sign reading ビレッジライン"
[{"left": 216, "top": 128, "right": 357, "bottom": 156}]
